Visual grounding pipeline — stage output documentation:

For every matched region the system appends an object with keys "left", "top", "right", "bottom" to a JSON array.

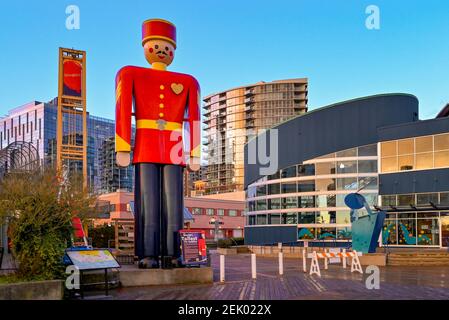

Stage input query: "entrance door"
[{"left": 441, "top": 217, "right": 449, "bottom": 247}]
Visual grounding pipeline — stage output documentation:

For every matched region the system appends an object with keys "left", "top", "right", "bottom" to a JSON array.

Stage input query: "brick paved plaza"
[{"left": 108, "top": 253, "right": 449, "bottom": 300}]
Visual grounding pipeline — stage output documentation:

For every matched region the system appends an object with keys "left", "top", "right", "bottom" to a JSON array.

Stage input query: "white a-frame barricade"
[{"left": 306, "top": 249, "right": 363, "bottom": 278}]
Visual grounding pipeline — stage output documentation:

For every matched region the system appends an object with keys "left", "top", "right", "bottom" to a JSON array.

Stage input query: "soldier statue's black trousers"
[{"left": 134, "top": 163, "right": 184, "bottom": 261}]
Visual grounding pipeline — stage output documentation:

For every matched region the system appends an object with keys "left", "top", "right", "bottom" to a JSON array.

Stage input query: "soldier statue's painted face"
[{"left": 144, "top": 39, "right": 175, "bottom": 67}]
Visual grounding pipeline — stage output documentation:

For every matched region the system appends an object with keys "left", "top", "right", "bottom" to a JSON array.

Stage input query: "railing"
[{"left": 247, "top": 239, "right": 352, "bottom": 251}]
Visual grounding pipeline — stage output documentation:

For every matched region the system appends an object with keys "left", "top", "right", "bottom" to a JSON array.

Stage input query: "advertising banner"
[
  {"left": 63, "top": 60, "right": 82, "bottom": 97},
  {"left": 179, "top": 230, "right": 207, "bottom": 266}
]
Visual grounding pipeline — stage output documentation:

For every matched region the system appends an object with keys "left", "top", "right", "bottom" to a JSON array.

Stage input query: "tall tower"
[
  {"left": 56, "top": 48, "right": 87, "bottom": 187},
  {"left": 203, "top": 78, "right": 308, "bottom": 194}
]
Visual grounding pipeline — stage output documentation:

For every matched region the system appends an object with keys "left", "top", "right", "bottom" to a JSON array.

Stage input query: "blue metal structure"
[{"left": 345, "top": 193, "right": 386, "bottom": 253}]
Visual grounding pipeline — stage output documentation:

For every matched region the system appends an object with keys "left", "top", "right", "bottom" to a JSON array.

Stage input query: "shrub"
[
  {"left": 0, "top": 168, "right": 96, "bottom": 281},
  {"left": 89, "top": 224, "right": 115, "bottom": 248}
]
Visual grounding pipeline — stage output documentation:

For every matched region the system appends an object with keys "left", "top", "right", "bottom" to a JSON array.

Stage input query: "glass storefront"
[
  {"left": 246, "top": 144, "right": 378, "bottom": 242},
  {"left": 382, "top": 212, "right": 445, "bottom": 247}
]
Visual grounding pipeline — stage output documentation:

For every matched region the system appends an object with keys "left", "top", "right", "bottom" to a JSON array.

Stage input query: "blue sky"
[{"left": 0, "top": 0, "right": 448, "bottom": 119}]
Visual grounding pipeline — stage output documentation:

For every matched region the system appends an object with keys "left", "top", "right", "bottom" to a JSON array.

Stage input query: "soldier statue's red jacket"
[{"left": 115, "top": 66, "right": 201, "bottom": 165}]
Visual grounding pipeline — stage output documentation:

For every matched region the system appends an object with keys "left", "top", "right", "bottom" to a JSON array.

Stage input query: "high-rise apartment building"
[
  {"left": 99, "top": 137, "right": 134, "bottom": 194},
  {"left": 0, "top": 99, "right": 133, "bottom": 193},
  {"left": 203, "top": 78, "right": 308, "bottom": 194}
]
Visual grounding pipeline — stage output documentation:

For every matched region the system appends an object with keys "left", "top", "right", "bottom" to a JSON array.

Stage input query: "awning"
[{"left": 184, "top": 207, "right": 195, "bottom": 222}]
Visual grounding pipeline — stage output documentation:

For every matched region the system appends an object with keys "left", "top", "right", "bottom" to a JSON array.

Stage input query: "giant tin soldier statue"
[{"left": 115, "top": 19, "right": 201, "bottom": 269}]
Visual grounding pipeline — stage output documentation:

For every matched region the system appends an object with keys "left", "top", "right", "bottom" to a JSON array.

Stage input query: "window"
[
  {"left": 337, "top": 178, "right": 358, "bottom": 190},
  {"left": 256, "top": 200, "right": 267, "bottom": 211},
  {"left": 316, "top": 195, "right": 336, "bottom": 208},
  {"left": 281, "top": 182, "right": 296, "bottom": 194},
  {"left": 382, "top": 195, "right": 397, "bottom": 206},
  {"left": 435, "top": 151, "right": 449, "bottom": 168},
  {"left": 381, "top": 134, "right": 449, "bottom": 173},
  {"left": 417, "top": 193, "right": 438, "bottom": 206},
  {"left": 315, "top": 162, "right": 336, "bottom": 175},
  {"left": 435, "top": 134, "right": 449, "bottom": 151},
  {"left": 336, "top": 148, "right": 357, "bottom": 158},
  {"left": 416, "top": 136, "right": 433, "bottom": 153},
  {"left": 381, "top": 156, "right": 397, "bottom": 173},
  {"left": 256, "top": 215, "right": 267, "bottom": 225},
  {"left": 336, "top": 161, "right": 357, "bottom": 174},
  {"left": 358, "top": 144, "right": 377, "bottom": 156},
  {"left": 441, "top": 193, "right": 449, "bottom": 205},
  {"left": 256, "top": 185, "right": 266, "bottom": 197},
  {"left": 298, "top": 196, "right": 315, "bottom": 208},
  {"left": 268, "top": 172, "right": 280, "bottom": 180},
  {"left": 398, "top": 194, "right": 415, "bottom": 206},
  {"left": 281, "top": 197, "right": 297, "bottom": 209},
  {"left": 297, "top": 181, "right": 315, "bottom": 192},
  {"left": 248, "top": 215, "right": 256, "bottom": 226},
  {"left": 358, "top": 177, "right": 377, "bottom": 190},
  {"left": 268, "top": 183, "right": 280, "bottom": 195},
  {"left": 336, "top": 211, "right": 351, "bottom": 224},
  {"left": 206, "top": 208, "right": 214, "bottom": 216},
  {"left": 269, "top": 214, "right": 281, "bottom": 225},
  {"left": 217, "top": 209, "right": 224, "bottom": 216},
  {"left": 268, "top": 198, "right": 281, "bottom": 210},
  {"left": 297, "top": 164, "right": 315, "bottom": 176},
  {"left": 247, "top": 186, "right": 256, "bottom": 199},
  {"left": 381, "top": 141, "right": 397, "bottom": 157},
  {"left": 398, "top": 155, "right": 414, "bottom": 171},
  {"left": 248, "top": 201, "right": 255, "bottom": 211},
  {"left": 315, "top": 178, "right": 335, "bottom": 191},
  {"left": 398, "top": 139, "right": 414, "bottom": 155},
  {"left": 416, "top": 153, "right": 433, "bottom": 170},
  {"left": 192, "top": 208, "right": 202, "bottom": 215},
  {"left": 358, "top": 160, "right": 377, "bottom": 173},
  {"left": 282, "top": 213, "right": 297, "bottom": 224},
  {"left": 281, "top": 166, "right": 297, "bottom": 178},
  {"left": 298, "top": 213, "right": 315, "bottom": 224},
  {"left": 229, "top": 210, "right": 237, "bottom": 217}
]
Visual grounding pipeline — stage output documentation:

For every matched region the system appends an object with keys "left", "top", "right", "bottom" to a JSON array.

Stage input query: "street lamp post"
[{"left": 209, "top": 217, "right": 223, "bottom": 245}]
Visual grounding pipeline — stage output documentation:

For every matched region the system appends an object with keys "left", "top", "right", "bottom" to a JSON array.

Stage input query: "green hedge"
[{"left": 217, "top": 237, "right": 244, "bottom": 248}]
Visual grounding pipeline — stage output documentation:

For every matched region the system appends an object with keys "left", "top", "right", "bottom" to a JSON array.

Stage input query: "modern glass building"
[
  {"left": 244, "top": 94, "right": 449, "bottom": 249},
  {"left": 203, "top": 78, "right": 308, "bottom": 195},
  {"left": 0, "top": 98, "right": 133, "bottom": 193}
]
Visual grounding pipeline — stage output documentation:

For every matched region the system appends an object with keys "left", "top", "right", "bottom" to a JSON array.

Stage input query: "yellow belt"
[{"left": 136, "top": 119, "right": 182, "bottom": 131}]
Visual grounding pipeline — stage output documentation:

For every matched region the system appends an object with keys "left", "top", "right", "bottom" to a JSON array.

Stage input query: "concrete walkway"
[{"left": 106, "top": 253, "right": 449, "bottom": 300}]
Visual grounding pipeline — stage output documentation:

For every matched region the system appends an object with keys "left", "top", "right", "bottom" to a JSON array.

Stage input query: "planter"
[{"left": 0, "top": 279, "right": 64, "bottom": 300}]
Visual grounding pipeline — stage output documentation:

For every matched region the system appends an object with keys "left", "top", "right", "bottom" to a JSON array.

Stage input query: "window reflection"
[
  {"left": 381, "top": 134, "right": 449, "bottom": 173},
  {"left": 337, "top": 161, "right": 357, "bottom": 174},
  {"left": 315, "top": 162, "right": 336, "bottom": 175}
]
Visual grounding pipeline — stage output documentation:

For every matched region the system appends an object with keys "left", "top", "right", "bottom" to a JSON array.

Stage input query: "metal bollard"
[
  {"left": 220, "top": 255, "right": 225, "bottom": 283},
  {"left": 279, "top": 252, "right": 284, "bottom": 275},
  {"left": 302, "top": 248, "right": 307, "bottom": 273},
  {"left": 324, "top": 249, "right": 328, "bottom": 270},
  {"left": 251, "top": 253, "right": 257, "bottom": 279}
]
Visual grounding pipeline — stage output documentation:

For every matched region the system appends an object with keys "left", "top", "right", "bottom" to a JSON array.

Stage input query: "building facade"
[
  {"left": 185, "top": 197, "right": 246, "bottom": 240},
  {"left": 92, "top": 191, "right": 246, "bottom": 240},
  {"left": 244, "top": 94, "right": 449, "bottom": 249},
  {"left": 99, "top": 137, "right": 134, "bottom": 194},
  {"left": 203, "top": 78, "right": 308, "bottom": 195},
  {"left": 0, "top": 99, "right": 133, "bottom": 193}
]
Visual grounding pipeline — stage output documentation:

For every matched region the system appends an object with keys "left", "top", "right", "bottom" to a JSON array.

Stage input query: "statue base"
[{"left": 119, "top": 265, "right": 213, "bottom": 287}]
